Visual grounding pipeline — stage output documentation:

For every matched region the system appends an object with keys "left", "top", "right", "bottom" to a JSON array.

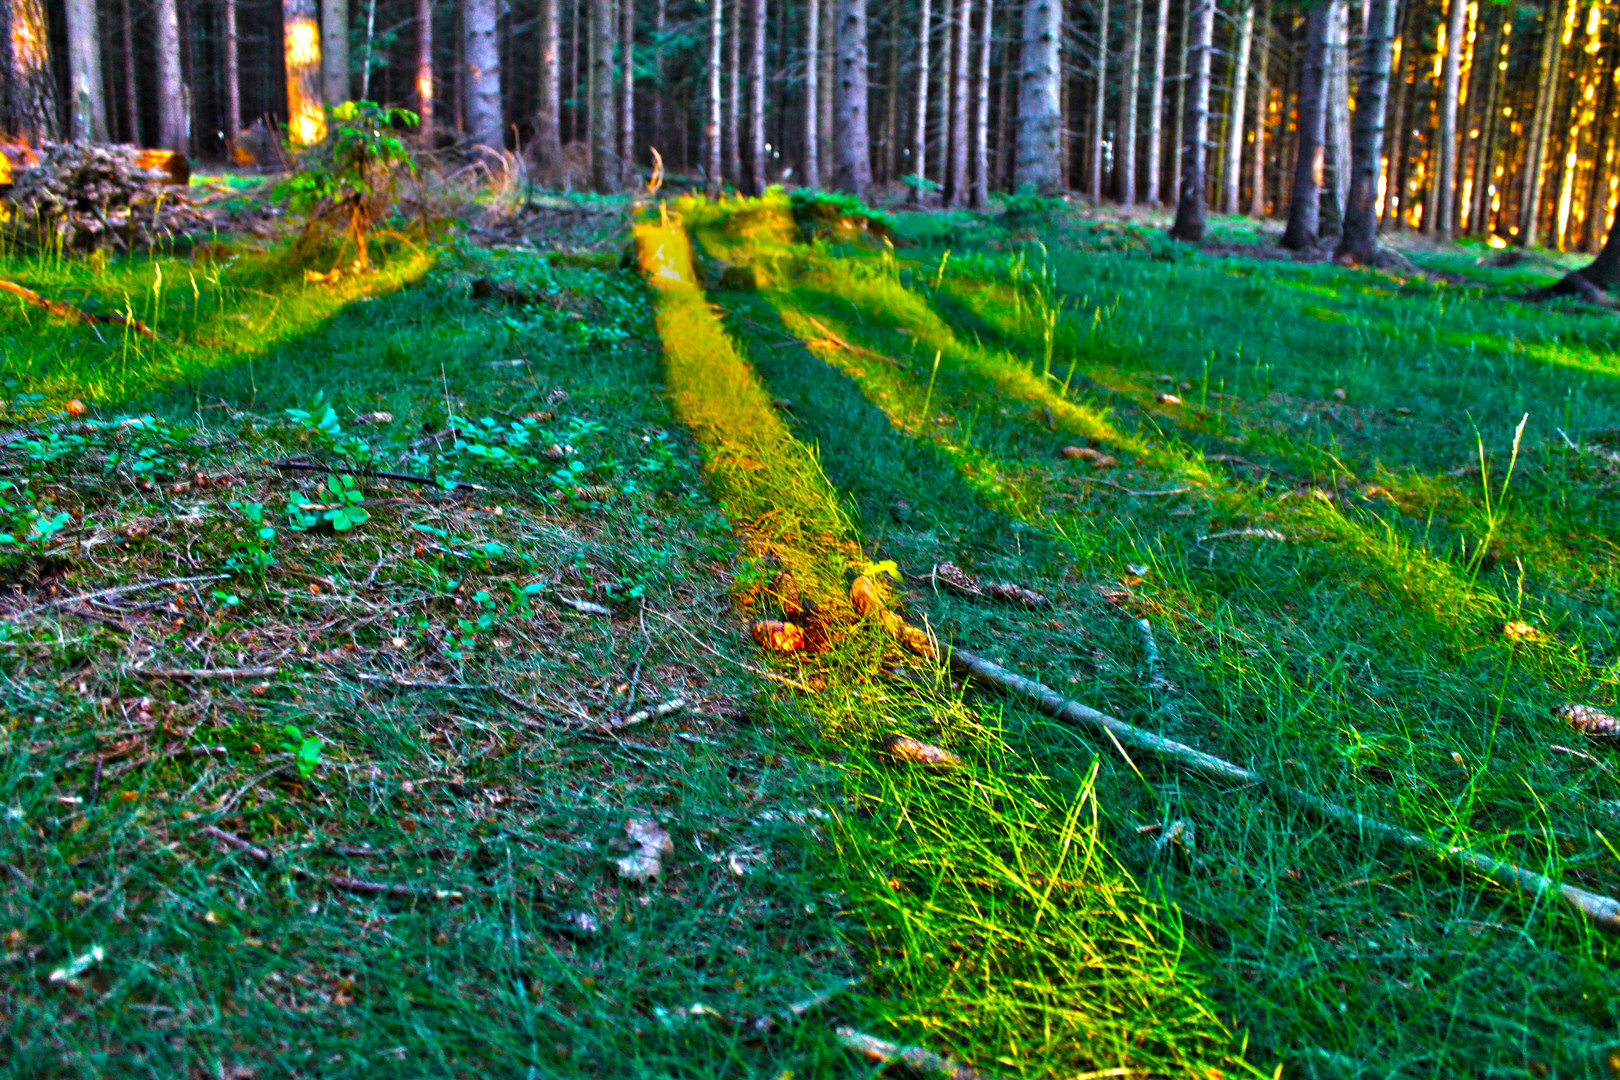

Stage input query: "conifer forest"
[{"left": 0, "top": 0, "right": 1618, "bottom": 1075}]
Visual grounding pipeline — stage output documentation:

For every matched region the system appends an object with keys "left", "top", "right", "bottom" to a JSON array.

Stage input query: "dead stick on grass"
[
  {"left": 270, "top": 458, "right": 485, "bottom": 492},
  {"left": 135, "top": 666, "right": 278, "bottom": 679},
  {"left": 604, "top": 696, "right": 688, "bottom": 730},
  {"left": 0, "top": 279, "right": 160, "bottom": 338},
  {"left": 835, "top": 1027, "right": 993, "bottom": 1080},
  {"left": 648, "top": 610, "right": 816, "bottom": 692},
  {"left": 944, "top": 645, "right": 1620, "bottom": 935},
  {"left": 5, "top": 574, "right": 230, "bottom": 623},
  {"left": 803, "top": 316, "right": 905, "bottom": 367},
  {"left": 202, "top": 825, "right": 464, "bottom": 900},
  {"left": 1069, "top": 475, "right": 1195, "bottom": 497},
  {"left": 354, "top": 671, "right": 568, "bottom": 725}
]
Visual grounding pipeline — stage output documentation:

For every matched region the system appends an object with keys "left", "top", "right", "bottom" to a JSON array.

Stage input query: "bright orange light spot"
[{"left": 286, "top": 18, "right": 320, "bottom": 66}]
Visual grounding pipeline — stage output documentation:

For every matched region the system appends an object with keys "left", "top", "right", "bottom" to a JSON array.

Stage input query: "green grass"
[{"left": 689, "top": 198, "right": 1620, "bottom": 1078}]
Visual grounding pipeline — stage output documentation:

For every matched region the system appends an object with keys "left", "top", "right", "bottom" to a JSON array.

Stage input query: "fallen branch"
[
  {"left": 4, "top": 573, "right": 230, "bottom": 623},
  {"left": 202, "top": 825, "right": 464, "bottom": 900},
  {"left": 354, "top": 671, "right": 559, "bottom": 724},
  {"left": 0, "top": 279, "right": 160, "bottom": 338},
  {"left": 1069, "top": 475, "right": 1195, "bottom": 497},
  {"left": 835, "top": 1027, "right": 992, "bottom": 1080},
  {"left": 270, "top": 458, "right": 484, "bottom": 492},
  {"left": 135, "top": 666, "right": 278, "bottom": 680},
  {"left": 803, "top": 316, "right": 905, "bottom": 368},
  {"left": 944, "top": 644, "right": 1620, "bottom": 935},
  {"left": 604, "top": 696, "right": 688, "bottom": 731}
]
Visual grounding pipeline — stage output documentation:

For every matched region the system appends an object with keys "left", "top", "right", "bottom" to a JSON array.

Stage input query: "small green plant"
[
  {"left": 993, "top": 184, "right": 1066, "bottom": 228},
  {"left": 280, "top": 724, "right": 323, "bottom": 778},
  {"left": 276, "top": 101, "right": 419, "bottom": 271},
  {"left": 225, "top": 501, "right": 277, "bottom": 576},
  {"left": 286, "top": 473, "right": 370, "bottom": 532},
  {"left": 900, "top": 173, "right": 941, "bottom": 201}
]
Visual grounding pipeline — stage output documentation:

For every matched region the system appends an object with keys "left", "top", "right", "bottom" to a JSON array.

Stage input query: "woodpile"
[{"left": 1, "top": 142, "right": 212, "bottom": 252}]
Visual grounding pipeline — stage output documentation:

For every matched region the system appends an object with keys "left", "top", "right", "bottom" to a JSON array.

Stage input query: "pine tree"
[{"left": 1014, "top": 0, "right": 1062, "bottom": 192}]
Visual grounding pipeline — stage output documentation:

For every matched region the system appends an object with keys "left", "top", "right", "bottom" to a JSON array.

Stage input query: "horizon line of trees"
[{"left": 1, "top": 0, "right": 1619, "bottom": 260}]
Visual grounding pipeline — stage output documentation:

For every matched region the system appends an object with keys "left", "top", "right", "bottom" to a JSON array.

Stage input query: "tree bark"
[
  {"left": 224, "top": 0, "right": 240, "bottom": 146},
  {"left": 972, "top": 0, "right": 995, "bottom": 205},
  {"left": 64, "top": 0, "right": 107, "bottom": 141},
  {"left": 651, "top": 0, "right": 666, "bottom": 159},
  {"left": 1014, "top": 0, "right": 1061, "bottom": 192},
  {"left": 1334, "top": 0, "right": 1397, "bottom": 264},
  {"left": 939, "top": 0, "right": 954, "bottom": 179},
  {"left": 820, "top": 0, "right": 835, "bottom": 168},
  {"left": 591, "top": 0, "right": 615, "bottom": 187},
  {"left": 1468, "top": 13, "right": 1505, "bottom": 236},
  {"left": 322, "top": 0, "right": 349, "bottom": 104},
  {"left": 947, "top": 0, "right": 973, "bottom": 204},
  {"left": 1435, "top": 0, "right": 1466, "bottom": 236},
  {"left": 726, "top": 0, "right": 741, "bottom": 182},
  {"left": 1118, "top": 0, "right": 1141, "bottom": 205},
  {"left": 882, "top": 5, "right": 901, "bottom": 182},
  {"left": 1089, "top": 0, "right": 1107, "bottom": 199},
  {"left": 537, "top": 0, "right": 560, "bottom": 160},
  {"left": 119, "top": 0, "right": 138, "bottom": 143},
  {"left": 1219, "top": 2, "right": 1252, "bottom": 214},
  {"left": 1519, "top": 0, "right": 1564, "bottom": 247},
  {"left": 911, "top": 0, "right": 931, "bottom": 184},
  {"left": 1145, "top": 0, "right": 1167, "bottom": 204},
  {"left": 806, "top": 0, "right": 822, "bottom": 185},
  {"left": 707, "top": 0, "right": 723, "bottom": 192},
  {"left": 464, "top": 0, "right": 503, "bottom": 151},
  {"left": 1319, "top": 0, "right": 1348, "bottom": 235},
  {"left": 1384, "top": 1, "right": 1416, "bottom": 230},
  {"left": 1167, "top": 0, "right": 1187, "bottom": 206},
  {"left": 622, "top": 0, "right": 638, "bottom": 184},
  {"left": 1247, "top": 0, "right": 1269, "bottom": 216},
  {"left": 746, "top": 0, "right": 765, "bottom": 192},
  {"left": 158, "top": 0, "right": 188, "bottom": 149},
  {"left": 1168, "top": 0, "right": 1211, "bottom": 239},
  {"left": 1280, "top": 0, "right": 1329, "bottom": 249},
  {"left": 833, "top": 0, "right": 871, "bottom": 194}
]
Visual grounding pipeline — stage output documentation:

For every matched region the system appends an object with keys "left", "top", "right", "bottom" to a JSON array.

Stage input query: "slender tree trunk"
[
  {"left": 651, "top": 0, "right": 666, "bottom": 157},
  {"left": 806, "top": 0, "right": 822, "bottom": 185},
  {"left": 119, "top": 0, "right": 138, "bottom": 142},
  {"left": 537, "top": 0, "right": 560, "bottom": 160},
  {"left": 972, "top": 0, "right": 994, "bottom": 205},
  {"left": 1219, "top": 2, "right": 1251, "bottom": 214},
  {"left": 64, "top": 0, "right": 107, "bottom": 140},
  {"left": 911, "top": 0, "right": 931, "bottom": 184},
  {"left": 707, "top": 0, "right": 723, "bottom": 192},
  {"left": 591, "top": 0, "right": 615, "bottom": 186},
  {"left": 1145, "top": 0, "right": 1167, "bottom": 204},
  {"left": 996, "top": 29, "right": 1014, "bottom": 186},
  {"left": 1384, "top": 2, "right": 1415, "bottom": 229},
  {"left": 1014, "top": 0, "right": 1062, "bottom": 191},
  {"left": 884, "top": 7, "right": 901, "bottom": 181},
  {"left": 746, "top": 0, "right": 765, "bottom": 191},
  {"left": 465, "top": 0, "right": 504, "bottom": 151},
  {"left": 725, "top": 0, "right": 741, "bottom": 181},
  {"left": 1118, "top": 0, "right": 1141, "bottom": 205},
  {"left": 1468, "top": 14, "right": 1504, "bottom": 236},
  {"left": 1167, "top": 0, "right": 1188, "bottom": 205},
  {"left": 939, "top": 0, "right": 953, "bottom": 179},
  {"left": 1579, "top": 43, "right": 1615, "bottom": 250},
  {"left": 820, "top": 0, "right": 836, "bottom": 166},
  {"left": 622, "top": 0, "right": 638, "bottom": 183},
  {"left": 1335, "top": 0, "right": 1396, "bottom": 263},
  {"left": 1520, "top": 0, "right": 1564, "bottom": 246},
  {"left": 1456, "top": 2, "right": 1490, "bottom": 235},
  {"left": 1168, "top": 0, "right": 1212, "bottom": 238},
  {"left": 223, "top": 0, "right": 240, "bottom": 145},
  {"left": 1089, "top": 0, "right": 1108, "bottom": 198},
  {"left": 947, "top": 0, "right": 973, "bottom": 203},
  {"left": 158, "top": 0, "right": 189, "bottom": 149},
  {"left": 1435, "top": 0, "right": 1466, "bottom": 235},
  {"left": 1280, "top": 0, "right": 1329, "bottom": 248},
  {"left": 1247, "top": 0, "right": 1268, "bottom": 216},
  {"left": 322, "top": 0, "right": 349, "bottom": 104},
  {"left": 1319, "top": 0, "right": 1348, "bottom": 235},
  {"left": 833, "top": 0, "right": 871, "bottom": 194}
]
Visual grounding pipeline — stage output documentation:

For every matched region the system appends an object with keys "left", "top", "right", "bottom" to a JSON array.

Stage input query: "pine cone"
[{"left": 1553, "top": 703, "right": 1620, "bottom": 743}]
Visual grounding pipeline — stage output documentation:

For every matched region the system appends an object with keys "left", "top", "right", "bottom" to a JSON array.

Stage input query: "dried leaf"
[
  {"left": 883, "top": 734, "right": 961, "bottom": 768},
  {"left": 626, "top": 818, "right": 674, "bottom": 858},
  {"left": 931, "top": 562, "right": 985, "bottom": 599},
  {"left": 1155, "top": 393, "right": 1182, "bottom": 406},
  {"left": 752, "top": 620, "right": 805, "bottom": 652},
  {"left": 1499, "top": 621, "right": 1548, "bottom": 644},
  {"left": 849, "top": 575, "right": 885, "bottom": 618},
  {"left": 557, "top": 595, "right": 612, "bottom": 616},
  {"left": 614, "top": 852, "right": 662, "bottom": 881},
  {"left": 1554, "top": 703, "right": 1620, "bottom": 743},
  {"left": 983, "top": 581, "right": 1051, "bottom": 608}
]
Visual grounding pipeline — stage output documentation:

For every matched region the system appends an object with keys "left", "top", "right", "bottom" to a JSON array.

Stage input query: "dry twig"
[
  {"left": 835, "top": 1027, "right": 992, "bottom": 1080},
  {"left": 4, "top": 574, "right": 229, "bottom": 623},
  {"left": 0, "top": 280, "right": 160, "bottom": 338},
  {"left": 202, "top": 825, "right": 464, "bottom": 900}
]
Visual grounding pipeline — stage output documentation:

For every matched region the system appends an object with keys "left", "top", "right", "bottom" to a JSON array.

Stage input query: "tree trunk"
[
  {"left": 1384, "top": 1, "right": 1416, "bottom": 230},
  {"left": 1319, "top": 0, "right": 1348, "bottom": 235},
  {"left": 1168, "top": 0, "right": 1211, "bottom": 239},
  {"left": 1167, "top": 0, "right": 1187, "bottom": 205},
  {"left": 651, "top": 0, "right": 666, "bottom": 160},
  {"left": 1519, "top": 0, "right": 1564, "bottom": 247},
  {"left": 833, "top": 0, "right": 871, "bottom": 194},
  {"left": 806, "top": 0, "right": 822, "bottom": 185},
  {"left": 1014, "top": 0, "right": 1061, "bottom": 192},
  {"left": 726, "top": 0, "right": 740, "bottom": 182},
  {"left": 537, "top": 0, "right": 560, "bottom": 160},
  {"left": 1118, "top": 0, "right": 1141, "bottom": 205},
  {"left": 1218, "top": 2, "right": 1251, "bottom": 214},
  {"left": 1280, "top": 0, "right": 1329, "bottom": 248},
  {"left": 947, "top": 0, "right": 973, "bottom": 203},
  {"left": 746, "top": 0, "right": 764, "bottom": 192},
  {"left": 911, "top": 0, "right": 931, "bottom": 184},
  {"left": 1334, "top": 0, "right": 1396, "bottom": 264},
  {"left": 1247, "top": 0, "right": 1268, "bottom": 216},
  {"left": 996, "top": 27, "right": 1014, "bottom": 186},
  {"left": 883, "top": 6, "right": 901, "bottom": 182},
  {"left": 223, "top": 0, "right": 240, "bottom": 146},
  {"left": 939, "top": 0, "right": 953, "bottom": 179},
  {"left": 414, "top": 0, "right": 435, "bottom": 134},
  {"left": 64, "top": 0, "right": 107, "bottom": 140},
  {"left": 707, "top": 0, "right": 723, "bottom": 192},
  {"left": 1145, "top": 0, "right": 1167, "bottom": 204},
  {"left": 820, "top": 0, "right": 835, "bottom": 167},
  {"left": 622, "top": 0, "right": 638, "bottom": 184},
  {"left": 591, "top": 0, "right": 615, "bottom": 187},
  {"left": 158, "top": 0, "right": 188, "bottom": 149},
  {"left": 1468, "top": 10, "right": 1504, "bottom": 236},
  {"left": 1538, "top": 193, "right": 1620, "bottom": 298},
  {"left": 322, "top": 0, "right": 349, "bottom": 104},
  {"left": 1435, "top": 0, "right": 1466, "bottom": 236},
  {"left": 1089, "top": 0, "right": 1107, "bottom": 199},
  {"left": 972, "top": 0, "right": 994, "bottom": 205},
  {"left": 464, "top": 0, "right": 503, "bottom": 151},
  {"left": 119, "top": 0, "right": 138, "bottom": 142}
]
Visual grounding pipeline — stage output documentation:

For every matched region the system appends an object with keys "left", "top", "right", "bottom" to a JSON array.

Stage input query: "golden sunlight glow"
[
  {"left": 417, "top": 74, "right": 434, "bottom": 103},
  {"left": 286, "top": 18, "right": 320, "bottom": 66},
  {"left": 1487, "top": 235, "right": 1507, "bottom": 248},
  {"left": 289, "top": 99, "right": 326, "bottom": 146}
]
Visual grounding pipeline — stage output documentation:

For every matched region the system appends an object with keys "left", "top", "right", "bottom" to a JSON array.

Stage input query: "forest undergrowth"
[{"left": 0, "top": 191, "right": 1617, "bottom": 1079}]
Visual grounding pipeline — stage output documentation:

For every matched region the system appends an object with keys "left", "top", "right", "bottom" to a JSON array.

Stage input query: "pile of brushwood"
[{"left": 2, "top": 142, "right": 215, "bottom": 252}]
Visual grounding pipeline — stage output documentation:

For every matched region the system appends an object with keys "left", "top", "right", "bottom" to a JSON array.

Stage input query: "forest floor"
[{"left": 0, "top": 188, "right": 1617, "bottom": 1079}]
